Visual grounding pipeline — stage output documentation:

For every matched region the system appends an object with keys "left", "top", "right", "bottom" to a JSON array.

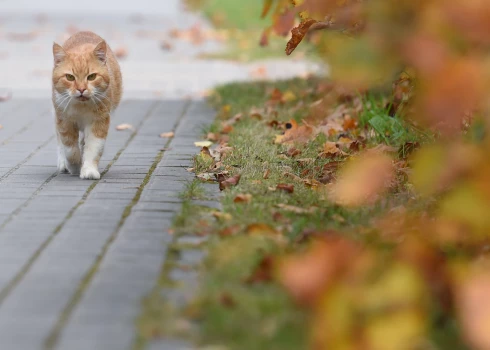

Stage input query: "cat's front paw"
[{"left": 80, "top": 166, "right": 100, "bottom": 180}]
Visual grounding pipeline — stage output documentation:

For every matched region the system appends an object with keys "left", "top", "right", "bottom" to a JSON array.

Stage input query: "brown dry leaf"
[
  {"left": 159, "top": 131, "right": 174, "bottom": 138},
  {"left": 456, "top": 272, "right": 490, "bottom": 350},
  {"left": 286, "top": 18, "right": 318, "bottom": 55},
  {"left": 246, "top": 223, "right": 280, "bottom": 236},
  {"left": 323, "top": 141, "right": 340, "bottom": 157},
  {"left": 116, "top": 123, "right": 134, "bottom": 131},
  {"left": 284, "top": 172, "right": 302, "bottom": 182},
  {"left": 219, "top": 225, "right": 241, "bottom": 237},
  {"left": 263, "top": 169, "right": 271, "bottom": 179},
  {"left": 219, "top": 174, "right": 241, "bottom": 191},
  {"left": 276, "top": 204, "right": 317, "bottom": 214},
  {"left": 276, "top": 183, "right": 294, "bottom": 193},
  {"left": 234, "top": 193, "right": 252, "bottom": 203},
  {"left": 114, "top": 46, "right": 128, "bottom": 59},
  {"left": 331, "top": 150, "right": 395, "bottom": 206}
]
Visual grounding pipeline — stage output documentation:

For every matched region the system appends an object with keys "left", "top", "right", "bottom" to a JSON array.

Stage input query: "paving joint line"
[
  {"left": 44, "top": 100, "right": 192, "bottom": 350},
  {"left": 0, "top": 101, "right": 160, "bottom": 307},
  {"left": 0, "top": 171, "right": 59, "bottom": 232},
  {"left": 0, "top": 134, "right": 55, "bottom": 183}
]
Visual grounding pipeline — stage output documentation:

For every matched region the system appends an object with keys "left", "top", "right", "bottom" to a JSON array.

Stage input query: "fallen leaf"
[
  {"left": 160, "top": 40, "right": 173, "bottom": 50},
  {"left": 284, "top": 172, "right": 302, "bottom": 182},
  {"left": 212, "top": 211, "right": 232, "bottom": 221},
  {"left": 234, "top": 193, "right": 252, "bottom": 203},
  {"left": 194, "top": 140, "right": 213, "bottom": 147},
  {"left": 282, "top": 90, "right": 297, "bottom": 102},
  {"left": 323, "top": 141, "right": 340, "bottom": 157},
  {"left": 219, "top": 225, "right": 241, "bottom": 237},
  {"left": 263, "top": 169, "right": 271, "bottom": 179},
  {"left": 275, "top": 119, "right": 314, "bottom": 145},
  {"left": 250, "top": 66, "right": 268, "bottom": 79},
  {"left": 116, "top": 123, "right": 134, "bottom": 131},
  {"left": 219, "top": 174, "right": 241, "bottom": 191},
  {"left": 276, "top": 183, "right": 294, "bottom": 193},
  {"left": 246, "top": 223, "right": 280, "bottom": 236},
  {"left": 114, "top": 46, "right": 128, "bottom": 59},
  {"left": 0, "top": 90, "right": 12, "bottom": 102},
  {"left": 196, "top": 173, "right": 215, "bottom": 181},
  {"left": 276, "top": 204, "right": 317, "bottom": 214},
  {"left": 159, "top": 131, "right": 174, "bottom": 138}
]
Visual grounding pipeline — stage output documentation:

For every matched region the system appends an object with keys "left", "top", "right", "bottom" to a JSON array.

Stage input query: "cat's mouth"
[{"left": 77, "top": 96, "right": 90, "bottom": 102}]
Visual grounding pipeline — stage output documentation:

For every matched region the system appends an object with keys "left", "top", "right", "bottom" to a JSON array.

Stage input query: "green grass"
[{"left": 169, "top": 77, "right": 440, "bottom": 349}]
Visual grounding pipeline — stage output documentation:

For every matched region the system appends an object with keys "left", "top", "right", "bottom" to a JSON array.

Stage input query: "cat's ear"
[
  {"left": 93, "top": 41, "right": 107, "bottom": 63},
  {"left": 53, "top": 43, "right": 66, "bottom": 65}
]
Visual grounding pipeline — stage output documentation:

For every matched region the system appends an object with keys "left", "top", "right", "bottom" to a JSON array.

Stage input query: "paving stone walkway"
[{"left": 0, "top": 98, "right": 212, "bottom": 349}]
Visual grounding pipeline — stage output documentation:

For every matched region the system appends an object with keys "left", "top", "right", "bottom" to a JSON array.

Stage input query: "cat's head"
[{"left": 52, "top": 41, "right": 110, "bottom": 104}]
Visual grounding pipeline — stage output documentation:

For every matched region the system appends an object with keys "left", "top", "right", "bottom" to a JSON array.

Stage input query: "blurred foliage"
[{"left": 255, "top": 1, "right": 490, "bottom": 349}]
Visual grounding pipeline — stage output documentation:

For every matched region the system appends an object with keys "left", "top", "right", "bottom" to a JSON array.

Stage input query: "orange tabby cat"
[{"left": 52, "top": 31, "right": 122, "bottom": 179}]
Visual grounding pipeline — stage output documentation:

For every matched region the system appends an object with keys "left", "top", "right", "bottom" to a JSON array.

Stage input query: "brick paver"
[{"left": 0, "top": 98, "right": 214, "bottom": 349}]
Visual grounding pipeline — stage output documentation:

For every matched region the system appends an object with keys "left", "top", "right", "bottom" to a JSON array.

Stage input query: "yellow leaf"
[
  {"left": 194, "top": 140, "right": 213, "bottom": 147},
  {"left": 282, "top": 90, "right": 297, "bottom": 102},
  {"left": 246, "top": 223, "right": 280, "bottom": 236}
]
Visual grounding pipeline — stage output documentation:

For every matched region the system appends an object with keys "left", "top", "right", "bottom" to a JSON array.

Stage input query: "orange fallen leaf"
[
  {"left": 159, "top": 131, "right": 174, "bottom": 138},
  {"left": 276, "top": 183, "right": 294, "bottom": 193},
  {"left": 331, "top": 150, "right": 394, "bottom": 206},
  {"left": 234, "top": 193, "right": 252, "bottom": 203},
  {"left": 114, "top": 46, "right": 128, "bottom": 59},
  {"left": 116, "top": 123, "right": 133, "bottom": 131},
  {"left": 212, "top": 211, "right": 232, "bottom": 221},
  {"left": 246, "top": 223, "right": 280, "bottom": 236}
]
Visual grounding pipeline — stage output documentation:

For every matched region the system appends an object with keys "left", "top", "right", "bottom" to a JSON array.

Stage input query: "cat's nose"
[{"left": 78, "top": 88, "right": 86, "bottom": 95}]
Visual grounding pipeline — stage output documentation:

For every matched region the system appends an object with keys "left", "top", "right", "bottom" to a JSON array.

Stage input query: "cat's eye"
[
  {"left": 65, "top": 74, "right": 75, "bottom": 81},
  {"left": 87, "top": 73, "right": 97, "bottom": 81}
]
